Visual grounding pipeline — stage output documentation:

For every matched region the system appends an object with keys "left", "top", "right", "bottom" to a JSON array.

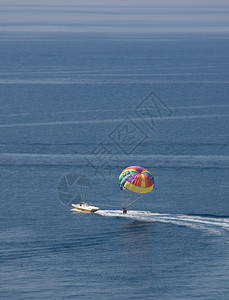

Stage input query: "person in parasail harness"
[{"left": 122, "top": 207, "right": 127, "bottom": 214}]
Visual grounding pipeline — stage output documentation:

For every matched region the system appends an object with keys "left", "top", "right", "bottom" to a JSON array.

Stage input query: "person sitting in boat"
[
  {"left": 122, "top": 208, "right": 127, "bottom": 214},
  {"left": 79, "top": 202, "right": 82, "bottom": 206}
]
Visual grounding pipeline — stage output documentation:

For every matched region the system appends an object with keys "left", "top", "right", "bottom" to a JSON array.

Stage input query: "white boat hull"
[{"left": 71, "top": 203, "right": 99, "bottom": 213}]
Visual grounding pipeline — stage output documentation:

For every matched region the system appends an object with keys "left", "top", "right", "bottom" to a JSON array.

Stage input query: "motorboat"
[{"left": 71, "top": 202, "right": 99, "bottom": 213}]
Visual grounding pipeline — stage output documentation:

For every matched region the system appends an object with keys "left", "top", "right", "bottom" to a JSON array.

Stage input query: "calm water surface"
[{"left": 0, "top": 27, "right": 229, "bottom": 300}]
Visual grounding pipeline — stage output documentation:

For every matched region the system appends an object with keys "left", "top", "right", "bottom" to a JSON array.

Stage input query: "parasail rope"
[
  {"left": 79, "top": 187, "right": 84, "bottom": 202},
  {"left": 122, "top": 194, "right": 131, "bottom": 208},
  {"left": 126, "top": 195, "right": 143, "bottom": 208}
]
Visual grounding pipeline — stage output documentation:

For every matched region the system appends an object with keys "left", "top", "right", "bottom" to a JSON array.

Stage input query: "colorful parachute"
[{"left": 118, "top": 166, "right": 154, "bottom": 194}]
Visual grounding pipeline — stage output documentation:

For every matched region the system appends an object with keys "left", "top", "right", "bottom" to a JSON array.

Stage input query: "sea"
[{"left": 0, "top": 2, "right": 229, "bottom": 299}]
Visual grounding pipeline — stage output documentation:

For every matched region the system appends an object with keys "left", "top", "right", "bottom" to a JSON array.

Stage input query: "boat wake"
[{"left": 96, "top": 210, "right": 229, "bottom": 235}]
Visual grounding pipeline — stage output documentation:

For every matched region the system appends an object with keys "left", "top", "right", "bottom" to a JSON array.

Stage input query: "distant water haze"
[{"left": 0, "top": 0, "right": 229, "bottom": 33}]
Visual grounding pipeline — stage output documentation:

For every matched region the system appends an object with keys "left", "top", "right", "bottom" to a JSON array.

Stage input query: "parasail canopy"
[{"left": 118, "top": 166, "right": 154, "bottom": 194}]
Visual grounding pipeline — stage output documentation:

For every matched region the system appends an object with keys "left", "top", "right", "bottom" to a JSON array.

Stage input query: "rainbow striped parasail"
[{"left": 118, "top": 166, "right": 154, "bottom": 194}]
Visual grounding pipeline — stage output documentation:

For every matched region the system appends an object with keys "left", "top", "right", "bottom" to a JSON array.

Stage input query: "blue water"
[{"left": 1, "top": 7, "right": 229, "bottom": 299}]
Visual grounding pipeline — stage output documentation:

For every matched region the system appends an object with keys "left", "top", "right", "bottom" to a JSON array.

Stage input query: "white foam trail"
[
  {"left": 0, "top": 119, "right": 117, "bottom": 128},
  {"left": 0, "top": 153, "right": 228, "bottom": 168},
  {"left": 96, "top": 210, "right": 229, "bottom": 235},
  {"left": 0, "top": 78, "right": 228, "bottom": 84},
  {"left": 0, "top": 104, "right": 228, "bottom": 118},
  {"left": 174, "top": 104, "right": 229, "bottom": 110},
  {"left": 0, "top": 114, "right": 229, "bottom": 128}
]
